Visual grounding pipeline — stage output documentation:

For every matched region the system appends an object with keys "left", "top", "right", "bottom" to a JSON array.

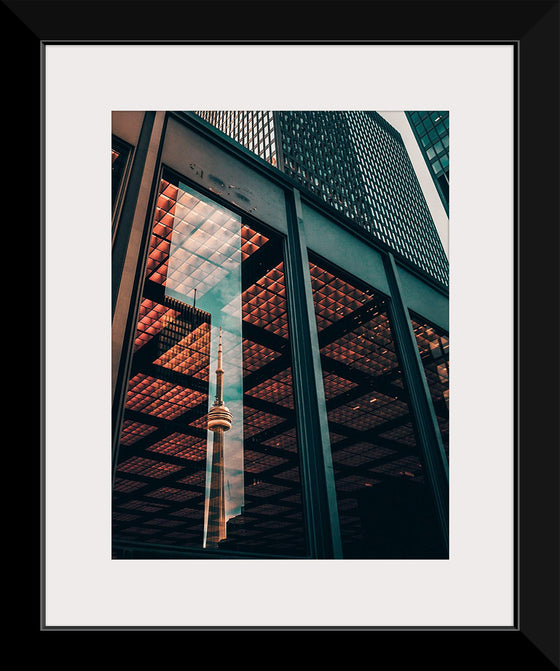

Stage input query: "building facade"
[
  {"left": 405, "top": 111, "right": 450, "bottom": 215},
  {"left": 111, "top": 110, "right": 449, "bottom": 560},
  {"left": 197, "top": 110, "right": 449, "bottom": 286}
]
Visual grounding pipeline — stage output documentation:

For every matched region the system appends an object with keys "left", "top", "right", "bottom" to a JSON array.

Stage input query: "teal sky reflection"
[{"left": 165, "top": 183, "right": 246, "bottom": 544}]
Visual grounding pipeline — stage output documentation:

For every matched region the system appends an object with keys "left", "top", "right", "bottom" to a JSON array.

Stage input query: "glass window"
[
  {"left": 309, "top": 256, "right": 446, "bottom": 559},
  {"left": 112, "top": 136, "right": 131, "bottom": 215},
  {"left": 437, "top": 174, "right": 449, "bottom": 203},
  {"left": 113, "top": 172, "right": 306, "bottom": 558},
  {"left": 409, "top": 315, "right": 449, "bottom": 460}
]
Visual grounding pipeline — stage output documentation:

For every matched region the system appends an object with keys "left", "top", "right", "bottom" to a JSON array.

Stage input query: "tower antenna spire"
[{"left": 215, "top": 326, "right": 224, "bottom": 405}]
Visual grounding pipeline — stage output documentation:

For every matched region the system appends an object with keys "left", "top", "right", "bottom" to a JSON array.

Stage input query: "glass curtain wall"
[
  {"left": 405, "top": 111, "right": 450, "bottom": 210},
  {"left": 111, "top": 161, "right": 449, "bottom": 560},
  {"left": 112, "top": 170, "right": 306, "bottom": 558},
  {"left": 410, "top": 314, "right": 449, "bottom": 460},
  {"left": 308, "top": 254, "right": 446, "bottom": 559}
]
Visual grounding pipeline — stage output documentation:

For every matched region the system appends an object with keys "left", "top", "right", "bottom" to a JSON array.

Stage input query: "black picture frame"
[{"left": 23, "top": 0, "right": 558, "bottom": 664}]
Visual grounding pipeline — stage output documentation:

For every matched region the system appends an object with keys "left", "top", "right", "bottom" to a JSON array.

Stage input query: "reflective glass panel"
[
  {"left": 309, "top": 255, "right": 446, "bottom": 559},
  {"left": 410, "top": 314, "right": 449, "bottom": 460},
  {"left": 112, "top": 172, "right": 306, "bottom": 557},
  {"left": 112, "top": 137, "right": 130, "bottom": 215}
]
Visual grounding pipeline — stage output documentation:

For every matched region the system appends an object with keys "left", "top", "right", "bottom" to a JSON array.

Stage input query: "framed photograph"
[{"left": 24, "top": 0, "right": 558, "bottom": 663}]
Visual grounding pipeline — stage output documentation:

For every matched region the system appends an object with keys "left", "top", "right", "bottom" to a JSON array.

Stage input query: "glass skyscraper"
[
  {"left": 405, "top": 111, "right": 450, "bottom": 215},
  {"left": 197, "top": 110, "right": 449, "bottom": 286}
]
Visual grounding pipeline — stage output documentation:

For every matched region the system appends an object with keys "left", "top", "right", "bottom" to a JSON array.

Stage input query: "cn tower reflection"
[{"left": 205, "top": 328, "right": 233, "bottom": 548}]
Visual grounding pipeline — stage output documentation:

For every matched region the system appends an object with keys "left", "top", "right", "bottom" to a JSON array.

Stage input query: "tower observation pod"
[{"left": 206, "top": 328, "right": 232, "bottom": 548}]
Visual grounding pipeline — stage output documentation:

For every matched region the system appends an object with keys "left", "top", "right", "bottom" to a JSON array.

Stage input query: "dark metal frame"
[
  {"left": 111, "top": 134, "right": 134, "bottom": 234},
  {"left": 111, "top": 112, "right": 169, "bottom": 481},
  {"left": 111, "top": 112, "right": 157, "bottom": 317},
  {"left": 31, "top": 0, "right": 559, "bottom": 661},
  {"left": 284, "top": 187, "right": 343, "bottom": 559}
]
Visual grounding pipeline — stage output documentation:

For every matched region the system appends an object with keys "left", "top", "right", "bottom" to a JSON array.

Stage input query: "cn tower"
[{"left": 206, "top": 328, "right": 233, "bottom": 548}]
